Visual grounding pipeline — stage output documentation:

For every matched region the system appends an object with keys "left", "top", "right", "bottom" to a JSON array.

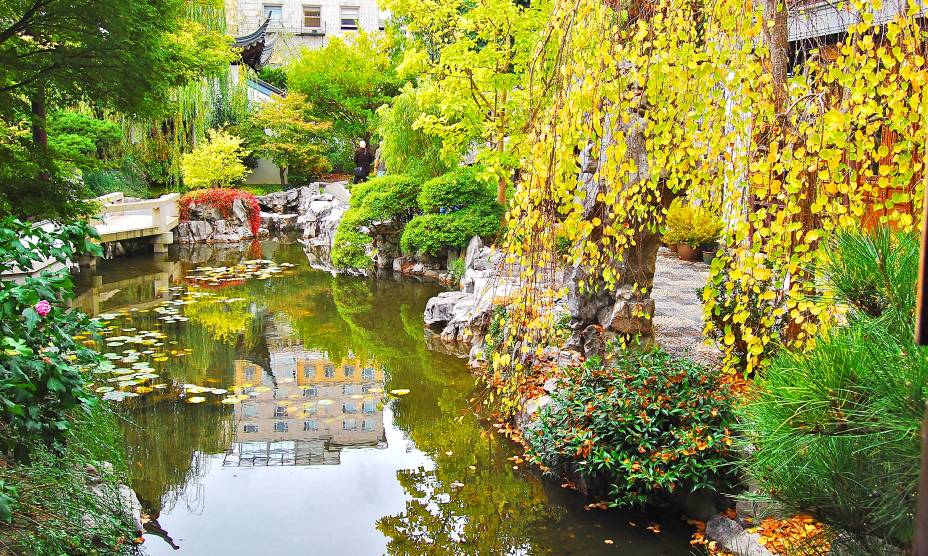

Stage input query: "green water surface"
[{"left": 72, "top": 241, "right": 694, "bottom": 555}]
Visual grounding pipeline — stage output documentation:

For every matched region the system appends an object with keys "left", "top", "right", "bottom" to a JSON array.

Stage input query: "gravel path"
[{"left": 651, "top": 248, "right": 721, "bottom": 366}]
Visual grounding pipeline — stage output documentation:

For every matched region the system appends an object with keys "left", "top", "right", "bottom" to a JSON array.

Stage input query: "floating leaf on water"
[
  {"left": 210, "top": 389, "right": 228, "bottom": 395},
  {"left": 390, "top": 389, "right": 411, "bottom": 396},
  {"left": 95, "top": 386, "right": 114, "bottom": 393},
  {"left": 369, "top": 387, "right": 383, "bottom": 393},
  {"left": 152, "top": 384, "right": 167, "bottom": 389},
  {"left": 136, "top": 386, "right": 153, "bottom": 394},
  {"left": 98, "top": 313, "right": 119, "bottom": 321},
  {"left": 153, "top": 356, "right": 168, "bottom": 362},
  {"left": 103, "top": 390, "right": 138, "bottom": 401},
  {"left": 220, "top": 397, "right": 240, "bottom": 405},
  {"left": 254, "top": 386, "right": 271, "bottom": 393},
  {"left": 317, "top": 399, "right": 333, "bottom": 406},
  {"left": 186, "top": 396, "right": 206, "bottom": 404}
]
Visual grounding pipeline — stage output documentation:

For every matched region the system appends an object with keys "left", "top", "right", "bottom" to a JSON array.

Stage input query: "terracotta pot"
[
  {"left": 667, "top": 243, "right": 679, "bottom": 253},
  {"left": 678, "top": 244, "right": 701, "bottom": 262}
]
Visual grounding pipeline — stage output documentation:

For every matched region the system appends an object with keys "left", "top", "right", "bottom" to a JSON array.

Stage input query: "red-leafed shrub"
[{"left": 179, "top": 189, "right": 261, "bottom": 235}]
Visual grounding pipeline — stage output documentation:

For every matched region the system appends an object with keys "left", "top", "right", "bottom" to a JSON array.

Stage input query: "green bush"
[
  {"left": 376, "top": 85, "right": 451, "bottom": 180},
  {"left": 83, "top": 158, "right": 150, "bottom": 199},
  {"left": 400, "top": 167, "right": 502, "bottom": 255},
  {"left": 331, "top": 174, "right": 420, "bottom": 271},
  {"left": 743, "top": 228, "right": 922, "bottom": 553},
  {"left": 349, "top": 174, "right": 420, "bottom": 227},
  {"left": 331, "top": 227, "right": 373, "bottom": 270},
  {"left": 527, "top": 348, "right": 738, "bottom": 507},
  {"left": 401, "top": 208, "right": 501, "bottom": 255}
]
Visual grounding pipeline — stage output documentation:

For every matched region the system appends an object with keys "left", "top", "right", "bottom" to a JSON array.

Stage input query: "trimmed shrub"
[
  {"left": 349, "top": 174, "right": 420, "bottom": 227},
  {"left": 331, "top": 227, "right": 373, "bottom": 270},
  {"left": 743, "top": 228, "right": 923, "bottom": 553},
  {"left": 400, "top": 167, "right": 502, "bottom": 255},
  {"left": 527, "top": 348, "right": 738, "bottom": 507},
  {"left": 400, "top": 207, "right": 501, "bottom": 255},
  {"left": 331, "top": 174, "right": 419, "bottom": 271}
]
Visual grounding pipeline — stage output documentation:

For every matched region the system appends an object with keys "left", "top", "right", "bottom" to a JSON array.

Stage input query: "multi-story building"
[{"left": 225, "top": 0, "right": 388, "bottom": 60}]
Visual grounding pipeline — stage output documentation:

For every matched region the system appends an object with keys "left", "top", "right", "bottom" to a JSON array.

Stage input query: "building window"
[
  {"left": 274, "top": 406, "right": 287, "bottom": 418},
  {"left": 244, "top": 367, "right": 255, "bottom": 381},
  {"left": 304, "top": 407, "right": 317, "bottom": 416},
  {"left": 264, "top": 4, "right": 283, "bottom": 25},
  {"left": 343, "top": 419, "right": 358, "bottom": 431},
  {"left": 363, "top": 401, "right": 376, "bottom": 414},
  {"left": 303, "top": 386, "right": 318, "bottom": 397},
  {"left": 340, "top": 6, "right": 360, "bottom": 30},
  {"left": 343, "top": 364, "right": 355, "bottom": 378},
  {"left": 243, "top": 405, "right": 258, "bottom": 418},
  {"left": 303, "top": 366, "right": 313, "bottom": 378},
  {"left": 343, "top": 402, "right": 358, "bottom": 414},
  {"left": 362, "top": 418, "right": 375, "bottom": 431},
  {"left": 303, "top": 5, "right": 322, "bottom": 29},
  {"left": 274, "top": 421, "right": 289, "bottom": 433},
  {"left": 243, "top": 424, "right": 258, "bottom": 433},
  {"left": 324, "top": 364, "right": 335, "bottom": 378},
  {"left": 303, "top": 420, "right": 318, "bottom": 431},
  {"left": 362, "top": 367, "right": 374, "bottom": 380},
  {"left": 343, "top": 384, "right": 359, "bottom": 395}
]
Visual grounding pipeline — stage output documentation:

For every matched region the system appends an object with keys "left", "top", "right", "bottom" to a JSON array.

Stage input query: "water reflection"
[
  {"left": 73, "top": 242, "right": 693, "bottom": 555},
  {"left": 226, "top": 351, "right": 386, "bottom": 467}
]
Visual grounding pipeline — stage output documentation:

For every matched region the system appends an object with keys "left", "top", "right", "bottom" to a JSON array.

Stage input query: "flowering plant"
[
  {"left": 179, "top": 188, "right": 261, "bottom": 236},
  {"left": 0, "top": 218, "right": 102, "bottom": 459}
]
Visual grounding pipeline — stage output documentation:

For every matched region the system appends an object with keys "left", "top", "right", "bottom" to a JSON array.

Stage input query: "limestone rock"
[
  {"left": 705, "top": 515, "right": 774, "bottom": 556},
  {"left": 424, "top": 291, "right": 473, "bottom": 327},
  {"left": 257, "top": 185, "right": 321, "bottom": 214},
  {"left": 175, "top": 221, "right": 213, "bottom": 243}
]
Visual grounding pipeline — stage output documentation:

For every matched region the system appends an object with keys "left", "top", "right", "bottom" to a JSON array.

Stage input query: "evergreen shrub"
[
  {"left": 527, "top": 348, "right": 738, "bottom": 507},
  {"left": 744, "top": 228, "right": 923, "bottom": 553},
  {"left": 400, "top": 167, "right": 502, "bottom": 255}
]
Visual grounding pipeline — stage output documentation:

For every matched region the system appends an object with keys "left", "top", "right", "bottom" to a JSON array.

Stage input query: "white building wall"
[{"left": 230, "top": 0, "right": 386, "bottom": 60}]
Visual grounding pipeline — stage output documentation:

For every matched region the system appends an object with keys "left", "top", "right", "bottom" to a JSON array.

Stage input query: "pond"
[{"left": 72, "top": 241, "right": 694, "bottom": 555}]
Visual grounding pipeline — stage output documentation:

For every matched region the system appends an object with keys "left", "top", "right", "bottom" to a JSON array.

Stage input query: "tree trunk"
[
  {"left": 279, "top": 165, "right": 288, "bottom": 186},
  {"left": 497, "top": 90, "right": 508, "bottom": 206},
  {"left": 763, "top": 0, "right": 789, "bottom": 112},
  {"left": 31, "top": 89, "right": 49, "bottom": 182}
]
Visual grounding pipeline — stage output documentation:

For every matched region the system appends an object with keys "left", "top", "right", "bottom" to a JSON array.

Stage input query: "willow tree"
[
  {"left": 490, "top": 0, "right": 928, "bottom": 402},
  {"left": 0, "top": 0, "right": 234, "bottom": 217},
  {"left": 382, "top": 0, "right": 553, "bottom": 204}
]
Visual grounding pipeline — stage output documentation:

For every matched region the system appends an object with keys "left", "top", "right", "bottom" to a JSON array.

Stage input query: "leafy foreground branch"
[{"left": 0, "top": 218, "right": 140, "bottom": 555}]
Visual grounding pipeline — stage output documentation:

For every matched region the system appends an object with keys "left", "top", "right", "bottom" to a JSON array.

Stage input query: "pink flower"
[{"left": 34, "top": 300, "right": 51, "bottom": 317}]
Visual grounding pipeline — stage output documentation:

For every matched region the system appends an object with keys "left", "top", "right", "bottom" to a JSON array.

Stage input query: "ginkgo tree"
[{"left": 490, "top": 0, "right": 928, "bottom": 394}]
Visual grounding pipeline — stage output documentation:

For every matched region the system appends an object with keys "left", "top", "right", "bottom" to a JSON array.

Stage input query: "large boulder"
[
  {"left": 705, "top": 515, "right": 774, "bottom": 556},
  {"left": 425, "top": 291, "right": 473, "bottom": 327},
  {"left": 257, "top": 185, "right": 321, "bottom": 214}
]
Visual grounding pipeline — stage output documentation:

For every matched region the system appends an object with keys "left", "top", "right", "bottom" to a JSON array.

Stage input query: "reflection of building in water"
[{"left": 224, "top": 347, "right": 385, "bottom": 467}]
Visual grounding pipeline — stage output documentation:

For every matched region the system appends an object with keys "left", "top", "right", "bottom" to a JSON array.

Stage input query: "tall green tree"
[
  {"left": 250, "top": 92, "right": 331, "bottom": 185},
  {"left": 286, "top": 32, "right": 404, "bottom": 170},
  {"left": 0, "top": 0, "right": 233, "bottom": 217}
]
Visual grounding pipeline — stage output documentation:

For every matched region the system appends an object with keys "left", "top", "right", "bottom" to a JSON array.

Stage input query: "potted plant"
[
  {"left": 662, "top": 199, "right": 689, "bottom": 255},
  {"left": 679, "top": 207, "right": 723, "bottom": 262},
  {"left": 702, "top": 240, "right": 720, "bottom": 264}
]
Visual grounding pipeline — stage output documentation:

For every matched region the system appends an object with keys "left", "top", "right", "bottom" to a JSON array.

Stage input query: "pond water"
[{"left": 72, "top": 241, "right": 693, "bottom": 555}]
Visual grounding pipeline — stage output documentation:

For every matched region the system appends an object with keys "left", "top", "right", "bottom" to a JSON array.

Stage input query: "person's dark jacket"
[{"left": 354, "top": 147, "right": 374, "bottom": 176}]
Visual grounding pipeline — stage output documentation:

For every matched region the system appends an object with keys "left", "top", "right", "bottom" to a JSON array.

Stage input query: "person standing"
[{"left": 353, "top": 140, "right": 374, "bottom": 184}]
